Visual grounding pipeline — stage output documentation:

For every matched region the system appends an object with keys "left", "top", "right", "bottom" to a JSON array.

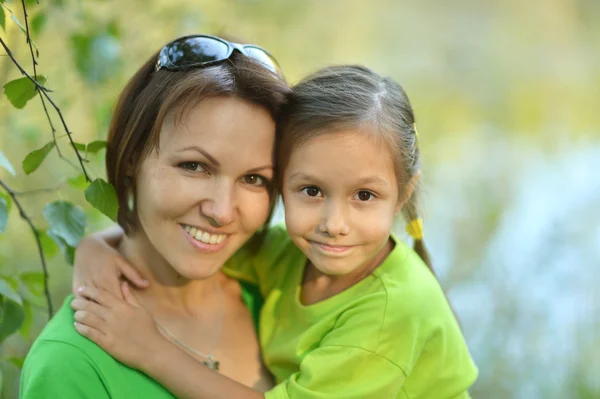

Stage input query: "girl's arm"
[
  {"left": 72, "top": 226, "right": 148, "bottom": 299},
  {"left": 72, "top": 284, "right": 264, "bottom": 399}
]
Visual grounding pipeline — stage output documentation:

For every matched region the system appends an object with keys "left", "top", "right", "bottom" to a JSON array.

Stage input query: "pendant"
[{"left": 202, "top": 356, "right": 220, "bottom": 371}]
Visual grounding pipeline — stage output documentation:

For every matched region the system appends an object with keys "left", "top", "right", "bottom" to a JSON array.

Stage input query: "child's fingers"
[
  {"left": 74, "top": 321, "right": 107, "bottom": 347},
  {"left": 116, "top": 257, "right": 149, "bottom": 289},
  {"left": 120, "top": 282, "right": 140, "bottom": 307},
  {"left": 76, "top": 286, "right": 118, "bottom": 307},
  {"left": 70, "top": 298, "right": 109, "bottom": 320},
  {"left": 74, "top": 310, "right": 107, "bottom": 334}
]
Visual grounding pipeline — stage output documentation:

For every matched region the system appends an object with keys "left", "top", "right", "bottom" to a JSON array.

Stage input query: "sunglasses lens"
[
  {"left": 166, "top": 37, "right": 231, "bottom": 68},
  {"left": 243, "top": 46, "right": 281, "bottom": 74}
]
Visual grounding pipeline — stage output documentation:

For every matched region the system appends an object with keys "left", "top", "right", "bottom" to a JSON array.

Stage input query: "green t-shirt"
[
  {"left": 20, "top": 281, "right": 263, "bottom": 399},
  {"left": 224, "top": 225, "right": 478, "bottom": 399}
]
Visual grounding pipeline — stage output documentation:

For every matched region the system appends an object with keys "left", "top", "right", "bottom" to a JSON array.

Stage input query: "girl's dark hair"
[
  {"left": 106, "top": 46, "right": 291, "bottom": 236},
  {"left": 277, "top": 65, "right": 433, "bottom": 271}
]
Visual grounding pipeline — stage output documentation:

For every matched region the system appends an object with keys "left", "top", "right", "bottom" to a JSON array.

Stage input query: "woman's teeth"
[{"left": 183, "top": 225, "right": 226, "bottom": 245}]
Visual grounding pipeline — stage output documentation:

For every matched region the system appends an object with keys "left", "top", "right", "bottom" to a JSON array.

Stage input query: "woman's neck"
[{"left": 118, "top": 233, "right": 223, "bottom": 317}]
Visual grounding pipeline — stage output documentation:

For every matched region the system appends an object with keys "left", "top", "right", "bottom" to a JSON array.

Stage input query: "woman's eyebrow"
[
  {"left": 177, "top": 146, "right": 220, "bottom": 167},
  {"left": 247, "top": 165, "right": 274, "bottom": 173}
]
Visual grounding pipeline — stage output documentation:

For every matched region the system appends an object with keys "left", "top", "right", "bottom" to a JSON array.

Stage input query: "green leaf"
[
  {"left": 71, "top": 31, "right": 121, "bottom": 85},
  {"left": 0, "top": 192, "right": 10, "bottom": 213},
  {"left": 6, "top": 357, "right": 24, "bottom": 369},
  {"left": 46, "top": 231, "right": 75, "bottom": 264},
  {"left": 10, "top": 13, "right": 26, "bottom": 35},
  {"left": 0, "top": 149, "right": 16, "bottom": 176},
  {"left": 19, "top": 301, "right": 33, "bottom": 337},
  {"left": 0, "top": 279, "right": 25, "bottom": 343},
  {"left": 85, "top": 178, "right": 119, "bottom": 221},
  {"left": 44, "top": 201, "right": 86, "bottom": 248},
  {"left": 72, "top": 140, "right": 107, "bottom": 155},
  {"left": 22, "top": 141, "right": 55, "bottom": 174},
  {"left": 3, "top": 75, "right": 46, "bottom": 109},
  {"left": 0, "top": 279, "right": 21, "bottom": 305},
  {"left": 72, "top": 142, "right": 87, "bottom": 152},
  {"left": 86, "top": 140, "right": 107, "bottom": 153},
  {"left": 39, "top": 229, "right": 59, "bottom": 258},
  {"left": 30, "top": 11, "right": 46, "bottom": 36},
  {"left": 68, "top": 174, "right": 90, "bottom": 189},
  {"left": 0, "top": 196, "right": 7, "bottom": 233},
  {"left": 20, "top": 272, "right": 45, "bottom": 297},
  {"left": 0, "top": 5, "right": 6, "bottom": 32}
]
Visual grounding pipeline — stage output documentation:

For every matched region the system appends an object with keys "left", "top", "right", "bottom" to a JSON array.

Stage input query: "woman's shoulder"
[{"left": 25, "top": 295, "right": 116, "bottom": 367}]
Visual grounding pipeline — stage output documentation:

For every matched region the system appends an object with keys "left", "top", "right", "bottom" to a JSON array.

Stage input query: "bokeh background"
[{"left": 1, "top": 0, "right": 599, "bottom": 398}]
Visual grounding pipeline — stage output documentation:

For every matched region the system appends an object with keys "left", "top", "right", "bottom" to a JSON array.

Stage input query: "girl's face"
[
  {"left": 133, "top": 96, "right": 275, "bottom": 280},
  {"left": 283, "top": 129, "right": 401, "bottom": 276}
]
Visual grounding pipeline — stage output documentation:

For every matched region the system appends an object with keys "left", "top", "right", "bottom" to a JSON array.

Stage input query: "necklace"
[{"left": 152, "top": 281, "right": 224, "bottom": 371}]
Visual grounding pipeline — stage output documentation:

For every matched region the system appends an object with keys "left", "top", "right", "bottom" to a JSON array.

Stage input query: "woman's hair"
[
  {"left": 105, "top": 46, "right": 291, "bottom": 235},
  {"left": 277, "top": 65, "right": 433, "bottom": 270}
]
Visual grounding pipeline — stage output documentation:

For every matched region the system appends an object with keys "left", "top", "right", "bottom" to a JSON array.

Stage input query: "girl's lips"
[
  {"left": 181, "top": 225, "right": 229, "bottom": 253},
  {"left": 311, "top": 241, "right": 354, "bottom": 253}
]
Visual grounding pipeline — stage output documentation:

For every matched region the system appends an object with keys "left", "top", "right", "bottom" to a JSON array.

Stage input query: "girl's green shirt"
[{"left": 224, "top": 225, "right": 478, "bottom": 399}]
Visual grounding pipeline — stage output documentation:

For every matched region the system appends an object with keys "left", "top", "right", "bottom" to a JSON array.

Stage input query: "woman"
[{"left": 20, "top": 34, "right": 290, "bottom": 398}]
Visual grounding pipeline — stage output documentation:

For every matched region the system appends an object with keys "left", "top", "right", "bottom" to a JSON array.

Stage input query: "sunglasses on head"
[{"left": 155, "top": 34, "right": 282, "bottom": 75}]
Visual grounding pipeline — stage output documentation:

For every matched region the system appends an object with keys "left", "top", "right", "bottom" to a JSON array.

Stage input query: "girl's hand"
[
  {"left": 72, "top": 227, "right": 149, "bottom": 300},
  {"left": 71, "top": 282, "right": 162, "bottom": 370}
]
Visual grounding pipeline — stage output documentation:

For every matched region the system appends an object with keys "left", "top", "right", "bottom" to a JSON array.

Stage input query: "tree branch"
[
  {"left": 0, "top": 179, "right": 53, "bottom": 318},
  {"left": 0, "top": 37, "right": 91, "bottom": 182}
]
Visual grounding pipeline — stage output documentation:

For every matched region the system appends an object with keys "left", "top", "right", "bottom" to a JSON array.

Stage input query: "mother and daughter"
[{"left": 20, "top": 34, "right": 477, "bottom": 398}]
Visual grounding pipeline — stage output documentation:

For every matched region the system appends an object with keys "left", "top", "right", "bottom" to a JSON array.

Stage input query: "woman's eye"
[
  {"left": 179, "top": 162, "right": 206, "bottom": 173},
  {"left": 355, "top": 191, "right": 374, "bottom": 201},
  {"left": 301, "top": 186, "right": 322, "bottom": 197},
  {"left": 241, "top": 174, "right": 267, "bottom": 187}
]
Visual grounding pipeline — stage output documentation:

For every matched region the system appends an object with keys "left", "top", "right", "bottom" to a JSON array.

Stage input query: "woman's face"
[{"left": 133, "top": 96, "right": 275, "bottom": 280}]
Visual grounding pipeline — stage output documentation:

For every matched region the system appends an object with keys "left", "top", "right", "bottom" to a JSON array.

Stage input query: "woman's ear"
[{"left": 395, "top": 171, "right": 421, "bottom": 213}]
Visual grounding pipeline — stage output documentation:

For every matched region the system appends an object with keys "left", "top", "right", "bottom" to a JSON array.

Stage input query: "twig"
[
  {"left": 0, "top": 37, "right": 91, "bottom": 182},
  {"left": 0, "top": 179, "right": 53, "bottom": 318},
  {"left": 20, "top": 0, "right": 63, "bottom": 158}
]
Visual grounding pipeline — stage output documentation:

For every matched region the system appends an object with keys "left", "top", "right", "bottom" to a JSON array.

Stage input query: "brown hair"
[
  {"left": 277, "top": 65, "right": 434, "bottom": 271},
  {"left": 106, "top": 45, "right": 291, "bottom": 235}
]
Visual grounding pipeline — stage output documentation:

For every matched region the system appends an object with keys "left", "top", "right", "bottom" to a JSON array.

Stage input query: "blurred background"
[{"left": 1, "top": 0, "right": 599, "bottom": 397}]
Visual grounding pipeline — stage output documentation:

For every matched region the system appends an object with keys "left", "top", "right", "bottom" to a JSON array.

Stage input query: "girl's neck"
[
  {"left": 301, "top": 237, "right": 394, "bottom": 306},
  {"left": 118, "top": 233, "right": 223, "bottom": 317}
]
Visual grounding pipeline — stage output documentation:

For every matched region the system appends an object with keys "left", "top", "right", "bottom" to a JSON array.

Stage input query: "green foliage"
[
  {"left": 0, "top": 279, "right": 25, "bottom": 344},
  {"left": 22, "top": 141, "right": 55, "bottom": 174},
  {"left": 38, "top": 229, "right": 59, "bottom": 259},
  {"left": 0, "top": 5, "right": 5, "bottom": 32},
  {"left": 10, "top": 12, "right": 27, "bottom": 36},
  {"left": 3, "top": 76, "right": 47, "bottom": 110},
  {"left": 30, "top": 12, "right": 46, "bottom": 36},
  {"left": 71, "top": 24, "right": 122, "bottom": 85},
  {"left": 73, "top": 140, "right": 107, "bottom": 158},
  {"left": 68, "top": 174, "right": 90, "bottom": 189},
  {"left": 85, "top": 178, "right": 119, "bottom": 221},
  {"left": 43, "top": 201, "right": 86, "bottom": 264},
  {"left": 0, "top": 150, "right": 16, "bottom": 176},
  {"left": 0, "top": 196, "right": 7, "bottom": 233}
]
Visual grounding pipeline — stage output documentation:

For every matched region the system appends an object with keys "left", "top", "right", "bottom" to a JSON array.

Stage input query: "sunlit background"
[{"left": 1, "top": 0, "right": 599, "bottom": 397}]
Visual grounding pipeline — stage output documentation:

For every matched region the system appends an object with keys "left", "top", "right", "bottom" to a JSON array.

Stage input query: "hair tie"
[{"left": 406, "top": 218, "right": 424, "bottom": 240}]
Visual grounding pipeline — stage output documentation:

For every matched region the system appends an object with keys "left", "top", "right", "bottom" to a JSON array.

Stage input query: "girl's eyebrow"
[
  {"left": 354, "top": 176, "right": 390, "bottom": 187},
  {"left": 288, "top": 172, "right": 390, "bottom": 187}
]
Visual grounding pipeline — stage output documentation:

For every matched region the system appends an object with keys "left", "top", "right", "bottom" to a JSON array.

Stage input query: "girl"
[{"left": 71, "top": 65, "right": 478, "bottom": 398}]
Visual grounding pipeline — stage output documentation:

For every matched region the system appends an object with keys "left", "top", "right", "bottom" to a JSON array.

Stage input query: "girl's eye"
[
  {"left": 241, "top": 174, "right": 267, "bottom": 187},
  {"left": 179, "top": 162, "right": 207, "bottom": 173},
  {"left": 302, "top": 186, "right": 322, "bottom": 197},
  {"left": 355, "top": 191, "right": 375, "bottom": 201}
]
